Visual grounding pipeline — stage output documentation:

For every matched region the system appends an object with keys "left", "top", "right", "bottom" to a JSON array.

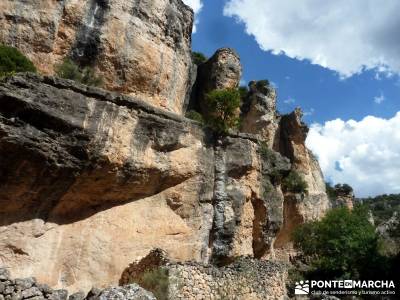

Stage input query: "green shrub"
[
  {"left": 185, "top": 110, "right": 204, "bottom": 124},
  {"left": 282, "top": 170, "right": 308, "bottom": 194},
  {"left": 293, "top": 206, "right": 390, "bottom": 280},
  {"left": 0, "top": 45, "right": 36, "bottom": 78},
  {"left": 55, "top": 58, "right": 81, "bottom": 81},
  {"left": 204, "top": 88, "right": 241, "bottom": 134},
  {"left": 81, "top": 66, "right": 103, "bottom": 87},
  {"left": 55, "top": 58, "right": 103, "bottom": 87},
  {"left": 137, "top": 268, "right": 169, "bottom": 300},
  {"left": 191, "top": 51, "right": 207, "bottom": 66},
  {"left": 334, "top": 183, "right": 353, "bottom": 195}
]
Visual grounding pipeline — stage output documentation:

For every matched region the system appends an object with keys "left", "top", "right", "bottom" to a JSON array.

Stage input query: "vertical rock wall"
[
  {"left": 0, "top": 0, "right": 195, "bottom": 114},
  {"left": 0, "top": 74, "right": 214, "bottom": 292}
]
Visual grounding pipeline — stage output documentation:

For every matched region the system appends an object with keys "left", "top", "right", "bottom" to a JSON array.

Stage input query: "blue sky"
[
  {"left": 184, "top": 0, "right": 400, "bottom": 197},
  {"left": 190, "top": 0, "right": 400, "bottom": 124}
]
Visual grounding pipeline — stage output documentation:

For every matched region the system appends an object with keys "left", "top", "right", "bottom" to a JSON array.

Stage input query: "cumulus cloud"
[
  {"left": 182, "top": 0, "right": 203, "bottom": 33},
  {"left": 224, "top": 0, "right": 400, "bottom": 77},
  {"left": 306, "top": 113, "right": 400, "bottom": 197}
]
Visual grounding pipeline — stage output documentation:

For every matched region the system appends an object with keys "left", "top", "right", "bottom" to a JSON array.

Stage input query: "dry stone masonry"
[{"left": 168, "top": 258, "right": 288, "bottom": 300}]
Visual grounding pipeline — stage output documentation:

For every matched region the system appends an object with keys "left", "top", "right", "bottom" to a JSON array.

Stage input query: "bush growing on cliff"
[
  {"left": 282, "top": 170, "right": 308, "bottom": 194},
  {"left": 186, "top": 110, "right": 205, "bottom": 124},
  {"left": 204, "top": 88, "right": 241, "bottom": 134},
  {"left": 55, "top": 58, "right": 103, "bottom": 87},
  {"left": 0, "top": 45, "right": 36, "bottom": 78},
  {"left": 293, "top": 206, "right": 389, "bottom": 280},
  {"left": 192, "top": 51, "right": 207, "bottom": 66}
]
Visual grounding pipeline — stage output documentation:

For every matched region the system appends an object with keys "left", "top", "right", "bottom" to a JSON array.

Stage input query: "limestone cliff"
[
  {"left": 0, "top": 74, "right": 214, "bottom": 292},
  {"left": 241, "top": 86, "right": 330, "bottom": 259},
  {"left": 0, "top": 0, "right": 331, "bottom": 296},
  {"left": 0, "top": 0, "right": 194, "bottom": 114},
  {"left": 0, "top": 73, "right": 327, "bottom": 293}
]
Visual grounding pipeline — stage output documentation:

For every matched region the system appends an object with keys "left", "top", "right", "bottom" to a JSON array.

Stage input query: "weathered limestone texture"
[
  {"left": 0, "top": 73, "right": 291, "bottom": 293},
  {"left": 277, "top": 108, "right": 330, "bottom": 221},
  {"left": 0, "top": 74, "right": 214, "bottom": 292},
  {"left": 331, "top": 186, "right": 355, "bottom": 210},
  {"left": 0, "top": 73, "right": 330, "bottom": 292},
  {"left": 241, "top": 80, "right": 280, "bottom": 148},
  {"left": 192, "top": 48, "right": 242, "bottom": 114},
  {"left": 273, "top": 109, "right": 330, "bottom": 259},
  {"left": 241, "top": 91, "right": 330, "bottom": 259},
  {"left": 0, "top": 0, "right": 195, "bottom": 114},
  {"left": 210, "top": 137, "right": 291, "bottom": 264}
]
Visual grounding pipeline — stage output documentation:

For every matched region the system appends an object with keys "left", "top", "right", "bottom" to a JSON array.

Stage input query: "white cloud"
[
  {"left": 182, "top": 0, "right": 203, "bottom": 33},
  {"left": 374, "top": 92, "right": 385, "bottom": 104},
  {"left": 224, "top": 0, "right": 400, "bottom": 77},
  {"left": 284, "top": 97, "right": 295, "bottom": 104},
  {"left": 306, "top": 112, "right": 400, "bottom": 197}
]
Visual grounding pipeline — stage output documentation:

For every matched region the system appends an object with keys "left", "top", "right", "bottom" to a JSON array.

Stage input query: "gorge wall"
[
  {"left": 0, "top": 0, "right": 331, "bottom": 297},
  {"left": 0, "top": 73, "right": 329, "bottom": 293},
  {"left": 0, "top": 0, "right": 194, "bottom": 114}
]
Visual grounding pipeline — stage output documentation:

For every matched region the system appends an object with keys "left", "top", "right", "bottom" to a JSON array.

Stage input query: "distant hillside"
[{"left": 358, "top": 194, "right": 400, "bottom": 225}]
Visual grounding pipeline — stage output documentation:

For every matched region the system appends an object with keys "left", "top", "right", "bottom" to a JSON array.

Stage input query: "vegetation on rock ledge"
[
  {"left": 55, "top": 58, "right": 103, "bottom": 87},
  {"left": 282, "top": 170, "right": 308, "bottom": 194},
  {"left": 0, "top": 45, "right": 36, "bottom": 78},
  {"left": 204, "top": 88, "right": 241, "bottom": 134},
  {"left": 191, "top": 51, "right": 208, "bottom": 66}
]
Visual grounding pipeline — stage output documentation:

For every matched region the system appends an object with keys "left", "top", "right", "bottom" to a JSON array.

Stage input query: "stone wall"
[
  {"left": 168, "top": 258, "right": 288, "bottom": 300},
  {"left": 0, "top": 0, "right": 195, "bottom": 114}
]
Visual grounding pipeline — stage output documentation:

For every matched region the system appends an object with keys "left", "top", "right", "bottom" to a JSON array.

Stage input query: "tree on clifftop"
[{"left": 204, "top": 88, "right": 241, "bottom": 134}]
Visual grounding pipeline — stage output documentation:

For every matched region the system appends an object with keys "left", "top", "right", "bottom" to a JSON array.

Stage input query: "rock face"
[
  {"left": 0, "top": 0, "right": 194, "bottom": 114},
  {"left": 241, "top": 80, "right": 279, "bottom": 148},
  {"left": 274, "top": 109, "right": 330, "bottom": 258},
  {"left": 331, "top": 185, "right": 355, "bottom": 209},
  {"left": 191, "top": 48, "right": 242, "bottom": 114},
  {"left": 0, "top": 74, "right": 215, "bottom": 292},
  {"left": 211, "top": 137, "right": 291, "bottom": 264},
  {"left": 0, "top": 73, "right": 328, "bottom": 292},
  {"left": 241, "top": 93, "right": 330, "bottom": 259}
]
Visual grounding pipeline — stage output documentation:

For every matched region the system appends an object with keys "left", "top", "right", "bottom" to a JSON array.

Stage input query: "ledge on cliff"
[{"left": 0, "top": 73, "right": 215, "bottom": 225}]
